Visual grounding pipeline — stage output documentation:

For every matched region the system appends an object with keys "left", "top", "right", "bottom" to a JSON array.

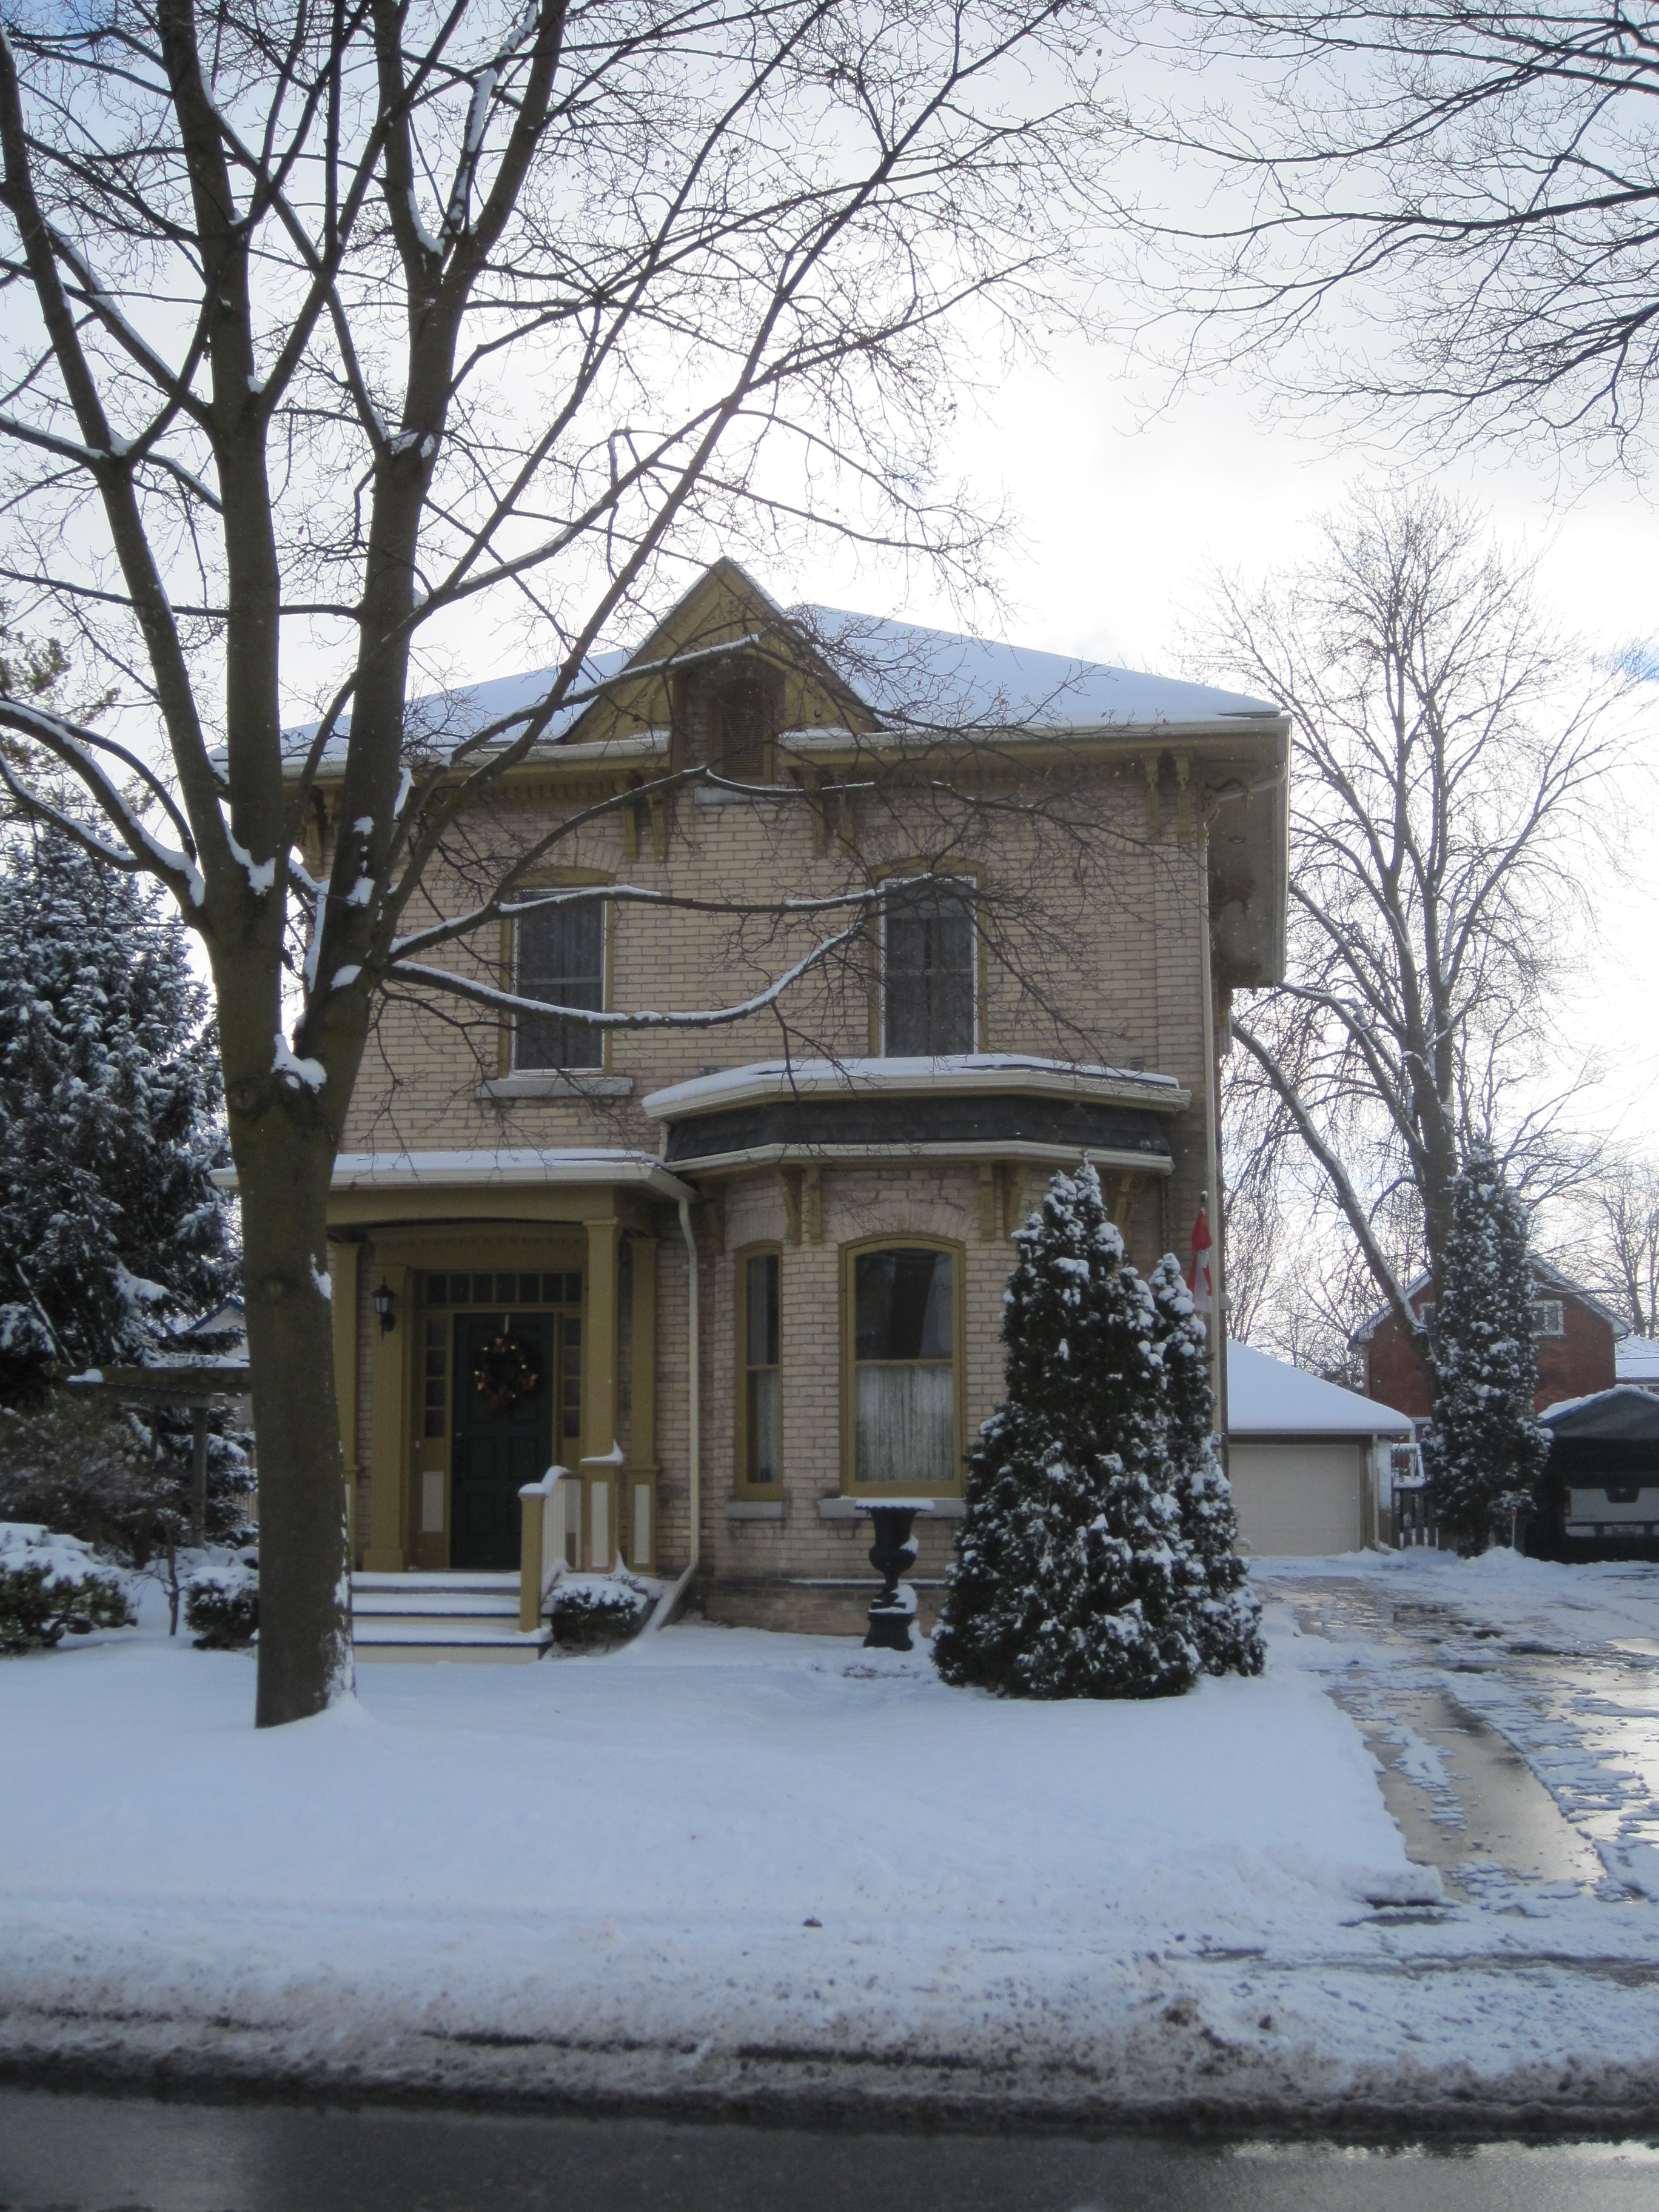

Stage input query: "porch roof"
[{"left": 212, "top": 1147, "right": 697, "bottom": 1204}]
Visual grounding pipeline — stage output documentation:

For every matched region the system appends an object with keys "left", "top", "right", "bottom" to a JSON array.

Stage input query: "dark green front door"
[{"left": 451, "top": 1312, "right": 554, "bottom": 1570}]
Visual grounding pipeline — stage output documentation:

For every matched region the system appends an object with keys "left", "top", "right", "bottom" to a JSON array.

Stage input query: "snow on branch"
[
  {"left": 387, "top": 880, "right": 893, "bottom": 963},
  {"left": 388, "top": 919, "right": 866, "bottom": 1031},
  {"left": 0, "top": 694, "right": 205, "bottom": 903}
]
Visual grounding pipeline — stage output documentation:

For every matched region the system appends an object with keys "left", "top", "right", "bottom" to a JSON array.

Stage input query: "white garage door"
[{"left": 1227, "top": 1439, "right": 1366, "bottom": 1557}]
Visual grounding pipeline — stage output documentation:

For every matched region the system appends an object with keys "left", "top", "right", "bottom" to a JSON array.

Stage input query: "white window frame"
[{"left": 1532, "top": 1298, "right": 1566, "bottom": 1339}]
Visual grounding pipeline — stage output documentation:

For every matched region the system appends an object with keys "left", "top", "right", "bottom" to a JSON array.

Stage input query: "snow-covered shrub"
[
  {"left": 1147, "top": 1257, "right": 1265, "bottom": 1677},
  {"left": 548, "top": 1574, "right": 652, "bottom": 1649},
  {"left": 0, "top": 822, "right": 238, "bottom": 1403},
  {"left": 0, "top": 1389, "right": 252, "bottom": 1569},
  {"left": 933, "top": 1162, "right": 1202, "bottom": 1701},
  {"left": 184, "top": 1555, "right": 259, "bottom": 1649},
  {"left": 0, "top": 1521, "right": 133, "bottom": 1652},
  {"left": 1423, "top": 1147, "right": 1551, "bottom": 1555}
]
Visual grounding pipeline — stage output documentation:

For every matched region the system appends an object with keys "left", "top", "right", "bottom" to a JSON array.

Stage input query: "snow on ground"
[{"left": 2, "top": 1561, "right": 1659, "bottom": 2128}]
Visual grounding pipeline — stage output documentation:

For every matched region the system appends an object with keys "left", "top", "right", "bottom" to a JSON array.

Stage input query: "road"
[{"left": 4, "top": 2088, "right": 1659, "bottom": 2212}]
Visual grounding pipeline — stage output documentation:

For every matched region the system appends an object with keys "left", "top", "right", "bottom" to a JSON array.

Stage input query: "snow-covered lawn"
[{"left": 3, "top": 1559, "right": 1659, "bottom": 2127}]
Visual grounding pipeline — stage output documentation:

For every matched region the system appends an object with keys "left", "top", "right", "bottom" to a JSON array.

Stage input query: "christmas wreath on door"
[{"left": 474, "top": 1332, "right": 542, "bottom": 1415}]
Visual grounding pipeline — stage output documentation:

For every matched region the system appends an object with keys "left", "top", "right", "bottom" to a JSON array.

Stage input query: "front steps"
[{"left": 351, "top": 1571, "right": 551, "bottom": 1664}]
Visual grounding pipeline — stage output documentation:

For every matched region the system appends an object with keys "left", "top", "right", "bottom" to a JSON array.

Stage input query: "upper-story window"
[
  {"left": 1532, "top": 1298, "right": 1566, "bottom": 1339},
  {"left": 513, "top": 896, "right": 604, "bottom": 1070},
  {"left": 881, "top": 876, "right": 976, "bottom": 1056},
  {"left": 712, "top": 674, "right": 774, "bottom": 783}
]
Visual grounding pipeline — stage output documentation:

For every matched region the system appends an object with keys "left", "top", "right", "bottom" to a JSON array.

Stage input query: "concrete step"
[
  {"left": 349, "top": 1572, "right": 545, "bottom": 1664},
  {"left": 354, "top": 1620, "right": 551, "bottom": 1666},
  {"left": 352, "top": 1571, "right": 518, "bottom": 1595},
  {"left": 351, "top": 1590, "right": 520, "bottom": 1622}
]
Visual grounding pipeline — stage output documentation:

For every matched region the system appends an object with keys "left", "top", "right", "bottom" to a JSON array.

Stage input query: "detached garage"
[{"left": 1225, "top": 1339, "right": 1415, "bottom": 1558}]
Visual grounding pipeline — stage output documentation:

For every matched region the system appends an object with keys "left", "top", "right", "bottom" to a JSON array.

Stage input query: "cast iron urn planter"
[{"left": 861, "top": 1498, "right": 934, "bottom": 1651}]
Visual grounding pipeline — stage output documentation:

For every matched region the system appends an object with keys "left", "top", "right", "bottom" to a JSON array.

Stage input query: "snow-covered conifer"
[
  {"left": 0, "top": 824, "right": 236, "bottom": 1398},
  {"left": 1423, "top": 1146, "right": 1550, "bottom": 1555},
  {"left": 933, "top": 1162, "right": 1201, "bottom": 1700},
  {"left": 1146, "top": 1256, "right": 1265, "bottom": 1677}
]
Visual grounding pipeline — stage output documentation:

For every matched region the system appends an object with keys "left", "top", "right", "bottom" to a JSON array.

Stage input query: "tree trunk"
[{"left": 230, "top": 1078, "right": 354, "bottom": 1728}]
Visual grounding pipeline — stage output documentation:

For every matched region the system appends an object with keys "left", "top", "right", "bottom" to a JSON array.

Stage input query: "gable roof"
[
  {"left": 1350, "top": 1254, "right": 1633, "bottom": 1347},
  {"left": 1227, "top": 1339, "right": 1415, "bottom": 1438},
  {"left": 279, "top": 558, "right": 1280, "bottom": 771}
]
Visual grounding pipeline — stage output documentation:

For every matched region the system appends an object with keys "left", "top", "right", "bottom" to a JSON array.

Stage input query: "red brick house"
[{"left": 1353, "top": 1259, "right": 1631, "bottom": 1423}]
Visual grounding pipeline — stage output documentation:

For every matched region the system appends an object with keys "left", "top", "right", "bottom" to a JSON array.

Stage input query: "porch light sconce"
[{"left": 372, "top": 1279, "right": 397, "bottom": 1334}]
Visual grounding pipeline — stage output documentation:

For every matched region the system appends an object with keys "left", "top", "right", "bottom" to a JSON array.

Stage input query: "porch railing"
[{"left": 517, "top": 1465, "right": 573, "bottom": 1632}]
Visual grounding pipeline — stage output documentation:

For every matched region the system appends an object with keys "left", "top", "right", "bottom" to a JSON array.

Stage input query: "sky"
[{"left": 796, "top": 335, "right": 1659, "bottom": 1179}]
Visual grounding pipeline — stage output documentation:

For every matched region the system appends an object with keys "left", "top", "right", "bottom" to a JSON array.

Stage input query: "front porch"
[{"left": 327, "top": 1149, "right": 693, "bottom": 1658}]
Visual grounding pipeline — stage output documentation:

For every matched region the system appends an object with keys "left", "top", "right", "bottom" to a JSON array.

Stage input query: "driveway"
[{"left": 1255, "top": 1553, "right": 1659, "bottom": 1905}]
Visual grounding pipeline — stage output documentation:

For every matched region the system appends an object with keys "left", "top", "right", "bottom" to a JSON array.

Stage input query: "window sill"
[
  {"left": 478, "top": 1073, "right": 634, "bottom": 1101},
  {"left": 817, "top": 1495, "right": 964, "bottom": 1520},
  {"left": 694, "top": 782, "right": 799, "bottom": 806},
  {"left": 727, "top": 1498, "right": 787, "bottom": 1522}
]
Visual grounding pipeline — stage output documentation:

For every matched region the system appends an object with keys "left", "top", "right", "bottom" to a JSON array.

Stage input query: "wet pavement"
[
  {"left": 1264, "top": 1575, "right": 1659, "bottom": 1904},
  {"left": 4, "top": 2088, "right": 1659, "bottom": 2212}
]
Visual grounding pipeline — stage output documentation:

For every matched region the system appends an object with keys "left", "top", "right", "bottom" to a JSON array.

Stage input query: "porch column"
[
  {"left": 581, "top": 1216, "right": 622, "bottom": 1464},
  {"left": 330, "top": 1239, "right": 361, "bottom": 1560},
  {"left": 629, "top": 1234, "right": 658, "bottom": 1470},
  {"left": 364, "top": 1259, "right": 411, "bottom": 1571}
]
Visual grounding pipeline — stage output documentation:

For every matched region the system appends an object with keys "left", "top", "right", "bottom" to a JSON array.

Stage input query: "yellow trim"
[
  {"left": 733, "top": 1241, "right": 784, "bottom": 1497},
  {"left": 364, "top": 1262, "right": 412, "bottom": 1570},
  {"left": 329, "top": 1239, "right": 361, "bottom": 1561},
  {"left": 839, "top": 1233, "right": 967, "bottom": 1496}
]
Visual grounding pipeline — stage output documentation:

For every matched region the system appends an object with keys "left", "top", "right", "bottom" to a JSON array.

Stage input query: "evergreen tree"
[
  {"left": 933, "top": 1163, "right": 1202, "bottom": 1700},
  {"left": 0, "top": 824, "right": 237, "bottom": 1400},
  {"left": 1147, "top": 1256, "right": 1266, "bottom": 1678},
  {"left": 1423, "top": 1147, "right": 1551, "bottom": 1555}
]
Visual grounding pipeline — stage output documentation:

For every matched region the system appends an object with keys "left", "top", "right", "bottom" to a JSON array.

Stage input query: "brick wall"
[
  {"left": 335, "top": 752, "right": 1225, "bottom": 1622},
  {"left": 1364, "top": 1279, "right": 1618, "bottom": 1420}
]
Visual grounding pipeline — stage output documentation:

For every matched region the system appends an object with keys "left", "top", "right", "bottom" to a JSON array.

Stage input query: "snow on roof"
[
  {"left": 642, "top": 1052, "right": 1185, "bottom": 1120},
  {"left": 791, "top": 605, "right": 1279, "bottom": 731},
  {"left": 276, "top": 580, "right": 1280, "bottom": 774},
  {"left": 1540, "top": 1385, "right": 1659, "bottom": 1440},
  {"left": 1616, "top": 1336, "right": 1659, "bottom": 1384},
  {"left": 1227, "top": 1339, "right": 1415, "bottom": 1438},
  {"left": 278, "top": 648, "right": 632, "bottom": 771}
]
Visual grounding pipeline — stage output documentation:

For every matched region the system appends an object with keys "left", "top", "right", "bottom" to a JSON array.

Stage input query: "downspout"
[{"left": 648, "top": 1193, "right": 701, "bottom": 1631}]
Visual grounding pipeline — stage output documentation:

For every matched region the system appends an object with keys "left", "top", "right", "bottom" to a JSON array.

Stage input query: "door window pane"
[
  {"left": 852, "top": 1248, "right": 956, "bottom": 1486},
  {"left": 515, "top": 897, "right": 604, "bottom": 1069},
  {"left": 882, "top": 878, "right": 974, "bottom": 1056}
]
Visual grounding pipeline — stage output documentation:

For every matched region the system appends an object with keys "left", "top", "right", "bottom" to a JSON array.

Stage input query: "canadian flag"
[{"left": 1190, "top": 1198, "right": 1214, "bottom": 1316}]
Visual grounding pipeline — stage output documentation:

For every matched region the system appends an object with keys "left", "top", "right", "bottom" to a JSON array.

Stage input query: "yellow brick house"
[{"left": 315, "top": 561, "right": 1290, "bottom": 1655}]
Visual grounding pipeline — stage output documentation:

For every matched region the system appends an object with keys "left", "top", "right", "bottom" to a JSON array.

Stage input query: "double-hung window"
[
  {"left": 738, "top": 1248, "right": 782, "bottom": 1489},
  {"left": 881, "top": 876, "right": 976, "bottom": 1056},
  {"left": 513, "top": 896, "right": 604, "bottom": 1071},
  {"left": 849, "top": 1243, "right": 959, "bottom": 1489}
]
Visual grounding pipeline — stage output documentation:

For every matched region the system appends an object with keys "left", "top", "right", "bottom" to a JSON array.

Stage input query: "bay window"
[{"left": 847, "top": 1242, "right": 960, "bottom": 1490}]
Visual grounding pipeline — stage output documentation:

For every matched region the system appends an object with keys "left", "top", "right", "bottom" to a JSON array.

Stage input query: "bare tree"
[
  {"left": 1202, "top": 488, "right": 1626, "bottom": 1360},
  {"left": 1121, "top": 2, "right": 1659, "bottom": 471},
  {"left": 1569, "top": 1154, "right": 1659, "bottom": 1336},
  {"left": 0, "top": 0, "right": 1135, "bottom": 1723}
]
